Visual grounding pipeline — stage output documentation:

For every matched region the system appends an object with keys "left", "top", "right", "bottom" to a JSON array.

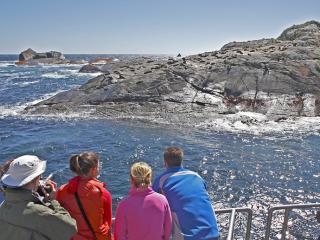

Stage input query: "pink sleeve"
[
  {"left": 102, "top": 189, "right": 113, "bottom": 227},
  {"left": 114, "top": 201, "right": 127, "bottom": 240},
  {"left": 163, "top": 202, "right": 172, "bottom": 240}
]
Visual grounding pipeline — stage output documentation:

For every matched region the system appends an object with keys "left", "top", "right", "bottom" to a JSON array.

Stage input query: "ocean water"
[{"left": 0, "top": 54, "right": 319, "bottom": 238}]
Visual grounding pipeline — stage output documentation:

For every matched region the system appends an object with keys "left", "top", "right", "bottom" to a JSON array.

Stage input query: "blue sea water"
[{"left": 0, "top": 54, "right": 319, "bottom": 237}]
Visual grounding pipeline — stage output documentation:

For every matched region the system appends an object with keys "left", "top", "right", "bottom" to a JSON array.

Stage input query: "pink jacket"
[{"left": 114, "top": 186, "right": 172, "bottom": 240}]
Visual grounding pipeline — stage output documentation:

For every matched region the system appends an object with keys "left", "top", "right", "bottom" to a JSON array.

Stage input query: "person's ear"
[
  {"left": 90, "top": 167, "right": 98, "bottom": 177},
  {"left": 164, "top": 160, "right": 168, "bottom": 168}
]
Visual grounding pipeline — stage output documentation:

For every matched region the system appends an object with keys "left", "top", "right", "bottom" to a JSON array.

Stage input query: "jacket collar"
[
  {"left": 129, "top": 186, "right": 154, "bottom": 196},
  {"left": 4, "top": 188, "right": 37, "bottom": 203},
  {"left": 165, "top": 166, "right": 184, "bottom": 173}
]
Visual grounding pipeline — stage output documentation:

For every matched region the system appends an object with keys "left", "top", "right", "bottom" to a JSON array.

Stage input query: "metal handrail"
[
  {"left": 215, "top": 207, "right": 253, "bottom": 240},
  {"left": 265, "top": 203, "right": 320, "bottom": 240},
  {"left": 111, "top": 203, "right": 319, "bottom": 240},
  {"left": 112, "top": 207, "right": 253, "bottom": 239}
]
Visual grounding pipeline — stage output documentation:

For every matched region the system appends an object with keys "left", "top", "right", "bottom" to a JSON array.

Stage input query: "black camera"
[{"left": 37, "top": 173, "right": 53, "bottom": 196}]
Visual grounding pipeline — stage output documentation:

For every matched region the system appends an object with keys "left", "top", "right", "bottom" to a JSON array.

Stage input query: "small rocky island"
[
  {"left": 26, "top": 21, "right": 320, "bottom": 126},
  {"left": 16, "top": 48, "right": 84, "bottom": 65}
]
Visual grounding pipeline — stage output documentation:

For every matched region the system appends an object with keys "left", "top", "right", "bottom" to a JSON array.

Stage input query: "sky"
[{"left": 0, "top": 0, "right": 319, "bottom": 55}]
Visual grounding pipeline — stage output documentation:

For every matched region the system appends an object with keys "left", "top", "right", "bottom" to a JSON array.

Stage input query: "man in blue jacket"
[{"left": 153, "top": 147, "right": 220, "bottom": 240}]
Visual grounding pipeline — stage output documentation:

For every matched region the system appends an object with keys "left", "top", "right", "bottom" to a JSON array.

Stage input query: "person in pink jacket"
[{"left": 114, "top": 162, "right": 172, "bottom": 240}]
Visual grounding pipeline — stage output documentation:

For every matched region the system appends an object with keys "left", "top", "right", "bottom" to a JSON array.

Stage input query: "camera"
[{"left": 37, "top": 173, "right": 53, "bottom": 196}]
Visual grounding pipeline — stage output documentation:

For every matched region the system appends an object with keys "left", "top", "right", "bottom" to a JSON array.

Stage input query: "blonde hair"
[{"left": 131, "top": 162, "right": 152, "bottom": 188}]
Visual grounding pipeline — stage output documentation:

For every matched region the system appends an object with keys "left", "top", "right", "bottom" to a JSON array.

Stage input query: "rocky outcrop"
[
  {"left": 16, "top": 49, "right": 83, "bottom": 65},
  {"left": 19, "top": 48, "right": 37, "bottom": 61},
  {"left": 79, "top": 64, "right": 103, "bottom": 73},
  {"left": 26, "top": 21, "right": 320, "bottom": 125}
]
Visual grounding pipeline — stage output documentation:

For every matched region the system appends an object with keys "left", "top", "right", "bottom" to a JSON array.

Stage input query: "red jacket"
[{"left": 56, "top": 176, "right": 112, "bottom": 240}]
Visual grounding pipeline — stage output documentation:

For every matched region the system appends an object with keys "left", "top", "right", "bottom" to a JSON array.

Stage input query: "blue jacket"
[
  {"left": 0, "top": 191, "right": 4, "bottom": 205},
  {"left": 153, "top": 167, "right": 219, "bottom": 240}
]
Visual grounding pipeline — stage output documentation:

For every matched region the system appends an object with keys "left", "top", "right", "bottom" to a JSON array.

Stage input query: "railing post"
[
  {"left": 227, "top": 208, "right": 236, "bottom": 240},
  {"left": 281, "top": 209, "right": 290, "bottom": 240},
  {"left": 265, "top": 208, "right": 274, "bottom": 240},
  {"left": 245, "top": 209, "right": 253, "bottom": 240}
]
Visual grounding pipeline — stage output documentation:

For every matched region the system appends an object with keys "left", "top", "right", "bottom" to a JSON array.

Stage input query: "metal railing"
[
  {"left": 112, "top": 203, "right": 320, "bottom": 240},
  {"left": 215, "top": 207, "right": 253, "bottom": 240},
  {"left": 265, "top": 203, "right": 320, "bottom": 240}
]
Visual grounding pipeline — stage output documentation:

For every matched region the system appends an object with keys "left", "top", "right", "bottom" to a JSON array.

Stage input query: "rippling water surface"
[{"left": 0, "top": 55, "right": 319, "bottom": 239}]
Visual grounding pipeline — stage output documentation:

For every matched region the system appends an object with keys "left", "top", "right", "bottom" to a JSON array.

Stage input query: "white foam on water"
[
  {"left": 76, "top": 72, "right": 102, "bottom": 78},
  {"left": 0, "top": 105, "right": 26, "bottom": 118},
  {"left": 59, "top": 69, "right": 102, "bottom": 78},
  {"left": 29, "top": 90, "right": 66, "bottom": 105},
  {"left": 0, "top": 62, "right": 14, "bottom": 68},
  {"left": 40, "top": 63, "right": 86, "bottom": 69},
  {"left": 41, "top": 72, "right": 68, "bottom": 79},
  {"left": 41, "top": 69, "right": 101, "bottom": 79},
  {"left": 198, "top": 112, "right": 320, "bottom": 135},
  {"left": 0, "top": 90, "right": 66, "bottom": 119},
  {"left": 11, "top": 80, "right": 40, "bottom": 87}
]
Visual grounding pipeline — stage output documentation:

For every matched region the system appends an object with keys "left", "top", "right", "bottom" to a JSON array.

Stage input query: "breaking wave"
[
  {"left": 0, "top": 61, "right": 15, "bottom": 67},
  {"left": 196, "top": 112, "right": 320, "bottom": 135}
]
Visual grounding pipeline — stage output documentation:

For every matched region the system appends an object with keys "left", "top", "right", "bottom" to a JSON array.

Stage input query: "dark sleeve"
[{"left": 152, "top": 175, "right": 161, "bottom": 193}]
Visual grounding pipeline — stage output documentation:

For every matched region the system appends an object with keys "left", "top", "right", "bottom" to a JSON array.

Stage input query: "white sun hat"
[{"left": 1, "top": 155, "right": 46, "bottom": 187}]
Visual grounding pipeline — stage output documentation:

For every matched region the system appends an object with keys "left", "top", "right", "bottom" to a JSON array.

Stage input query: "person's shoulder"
[
  {"left": 152, "top": 191, "right": 168, "bottom": 201},
  {"left": 117, "top": 195, "right": 131, "bottom": 209},
  {"left": 182, "top": 168, "right": 203, "bottom": 178},
  {"left": 26, "top": 201, "right": 55, "bottom": 215},
  {"left": 87, "top": 178, "right": 108, "bottom": 192},
  {"left": 154, "top": 169, "right": 170, "bottom": 181},
  {"left": 150, "top": 192, "right": 171, "bottom": 209}
]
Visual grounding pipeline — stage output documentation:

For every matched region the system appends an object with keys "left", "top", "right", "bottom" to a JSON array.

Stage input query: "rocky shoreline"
[{"left": 25, "top": 21, "right": 320, "bottom": 127}]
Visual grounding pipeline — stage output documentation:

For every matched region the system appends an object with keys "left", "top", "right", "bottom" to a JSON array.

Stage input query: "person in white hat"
[{"left": 0, "top": 155, "right": 77, "bottom": 240}]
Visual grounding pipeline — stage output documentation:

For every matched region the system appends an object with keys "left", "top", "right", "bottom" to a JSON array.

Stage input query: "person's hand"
[
  {"left": 39, "top": 179, "right": 57, "bottom": 201},
  {"left": 46, "top": 179, "right": 57, "bottom": 200}
]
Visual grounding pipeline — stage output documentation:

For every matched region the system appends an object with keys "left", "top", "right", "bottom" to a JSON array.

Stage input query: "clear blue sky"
[{"left": 0, "top": 0, "right": 319, "bottom": 55}]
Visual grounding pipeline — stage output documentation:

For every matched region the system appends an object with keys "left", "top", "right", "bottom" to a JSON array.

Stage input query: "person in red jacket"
[{"left": 56, "top": 152, "right": 112, "bottom": 240}]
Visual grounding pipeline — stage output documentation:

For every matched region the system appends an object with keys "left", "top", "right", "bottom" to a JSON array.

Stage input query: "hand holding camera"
[{"left": 37, "top": 174, "right": 57, "bottom": 201}]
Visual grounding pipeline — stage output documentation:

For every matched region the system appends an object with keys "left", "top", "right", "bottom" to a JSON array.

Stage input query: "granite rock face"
[{"left": 27, "top": 21, "right": 320, "bottom": 125}]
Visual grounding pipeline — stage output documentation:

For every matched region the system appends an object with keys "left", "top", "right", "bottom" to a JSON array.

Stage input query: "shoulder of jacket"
[
  {"left": 26, "top": 201, "right": 54, "bottom": 215},
  {"left": 88, "top": 179, "right": 106, "bottom": 191}
]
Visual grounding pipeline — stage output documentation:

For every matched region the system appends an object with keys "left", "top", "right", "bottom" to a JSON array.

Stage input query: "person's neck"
[
  {"left": 22, "top": 182, "right": 36, "bottom": 191},
  {"left": 79, "top": 175, "right": 95, "bottom": 179},
  {"left": 167, "top": 165, "right": 182, "bottom": 169}
]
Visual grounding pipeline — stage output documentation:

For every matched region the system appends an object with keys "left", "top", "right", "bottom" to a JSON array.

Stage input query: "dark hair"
[
  {"left": 0, "top": 160, "right": 13, "bottom": 192},
  {"left": 70, "top": 152, "right": 99, "bottom": 176},
  {"left": 0, "top": 160, "right": 13, "bottom": 178},
  {"left": 164, "top": 147, "right": 183, "bottom": 167}
]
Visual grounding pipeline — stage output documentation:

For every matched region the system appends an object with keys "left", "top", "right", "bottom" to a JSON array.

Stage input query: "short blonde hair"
[{"left": 131, "top": 162, "right": 152, "bottom": 188}]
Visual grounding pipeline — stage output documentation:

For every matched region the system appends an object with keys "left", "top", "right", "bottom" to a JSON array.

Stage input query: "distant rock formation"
[
  {"left": 19, "top": 48, "right": 37, "bottom": 61},
  {"left": 26, "top": 21, "right": 320, "bottom": 126},
  {"left": 16, "top": 49, "right": 83, "bottom": 65}
]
